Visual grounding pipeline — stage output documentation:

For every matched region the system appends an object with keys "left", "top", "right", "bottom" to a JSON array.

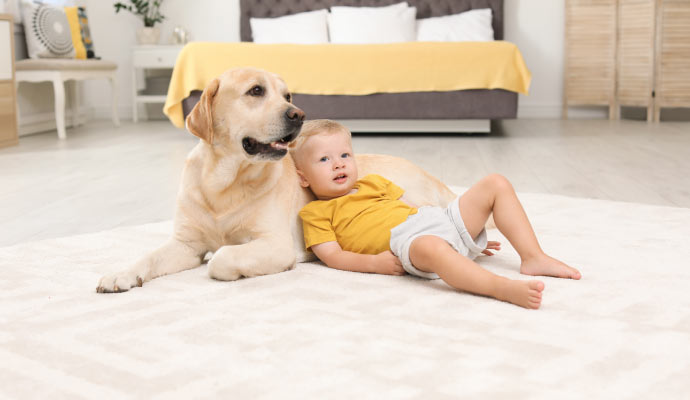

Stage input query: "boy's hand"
[
  {"left": 482, "top": 241, "right": 501, "bottom": 256},
  {"left": 372, "top": 251, "right": 405, "bottom": 275}
]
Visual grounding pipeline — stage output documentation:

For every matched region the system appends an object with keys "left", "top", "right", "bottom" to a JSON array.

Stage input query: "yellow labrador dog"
[{"left": 97, "top": 67, "right": 455, "bottom": 293}]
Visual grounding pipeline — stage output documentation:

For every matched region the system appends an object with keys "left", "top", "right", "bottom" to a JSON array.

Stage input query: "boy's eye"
[
  {"left": 341, "top": 153, "right": 350, "bottom": 158},
  {"left": 319, "top": 156, "right": 328, "bottom": 162}
]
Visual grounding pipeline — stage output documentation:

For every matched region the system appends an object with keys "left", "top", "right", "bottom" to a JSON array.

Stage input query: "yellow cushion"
[{"left": 64, "top": 6, "right": 86, "bottom": 60}]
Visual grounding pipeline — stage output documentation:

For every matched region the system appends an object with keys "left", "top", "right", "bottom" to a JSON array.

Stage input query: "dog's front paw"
[
  {"left": 96, "top": 272, "right": 143, "bottom": 293},
  {"left": 207, "top": 256, "right": 242, "bottom": 281}
]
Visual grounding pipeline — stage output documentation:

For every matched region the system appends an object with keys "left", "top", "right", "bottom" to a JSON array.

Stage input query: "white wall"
[
  {"left": 505, "top": 0, "right": 607, "bottom": 118},
  {"left": 81, "top": 0, "right": 241, "bottom": 121},
  {"left": 16, "top": 0, "right": 606, "bottom": 125}
]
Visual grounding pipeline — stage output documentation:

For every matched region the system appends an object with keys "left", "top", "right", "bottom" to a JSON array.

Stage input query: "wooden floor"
[{"left": 1, "top": 118, "right": 688, "bottom": 246}]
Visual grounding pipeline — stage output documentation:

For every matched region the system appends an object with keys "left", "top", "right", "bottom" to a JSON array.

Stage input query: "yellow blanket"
[{"left": 164, "top": 41, "right": 531, "bottom": 128}]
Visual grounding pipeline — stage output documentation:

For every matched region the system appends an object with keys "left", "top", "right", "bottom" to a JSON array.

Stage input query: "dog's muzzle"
[
  {"left": 242, "top": 106, "right": 304, "bottom": 159},
  {"left": 242, "top": 132, "right": 296, "bottom": 158},
  {"left": 285, "top": 107, "right": 305, "bottom": 128}
]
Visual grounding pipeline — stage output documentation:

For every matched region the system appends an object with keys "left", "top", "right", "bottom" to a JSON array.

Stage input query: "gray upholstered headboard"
[{"left": 239, "top": 0, "right": 504, "bottom": 42}]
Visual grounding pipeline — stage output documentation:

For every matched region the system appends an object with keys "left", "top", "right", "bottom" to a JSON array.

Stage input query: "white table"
[{"left": 132, "top": 45, "right": 183, "bottom": 122}]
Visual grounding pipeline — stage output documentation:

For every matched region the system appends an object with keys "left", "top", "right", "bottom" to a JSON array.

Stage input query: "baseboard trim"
[
  {"left": 18, "top": 111, "right": 87, "bottom": 136},
  {"left": 518, "top": 103, "right": 609, "bottom": 119},
  {"left": 337, "top": 119, "right": 491, "bottom": 133}
]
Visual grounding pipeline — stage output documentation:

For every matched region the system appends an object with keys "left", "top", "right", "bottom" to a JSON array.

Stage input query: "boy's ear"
[{"left": 296, "top": 169, "right": 310, "bottom": 188}]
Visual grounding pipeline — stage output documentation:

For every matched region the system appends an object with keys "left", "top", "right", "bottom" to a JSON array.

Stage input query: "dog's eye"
[
  {"left": 247, "top": 85, "right": 264, "bottom": 97},
  {"left": 285, "top": 93, "right": 292, "bottom": 102}
]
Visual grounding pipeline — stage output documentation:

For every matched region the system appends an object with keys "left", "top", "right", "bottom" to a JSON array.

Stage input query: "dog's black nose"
[{"left": 285, "top": 107, "right": 305, "bottom": 126}]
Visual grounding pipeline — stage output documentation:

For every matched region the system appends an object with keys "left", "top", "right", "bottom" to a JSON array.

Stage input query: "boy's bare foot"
[
  {"left": 497, "top": 279, "right": 544, "bottom": 309},
  {"left": 520, "top": 254, "right": 581, "bottom": 280}
]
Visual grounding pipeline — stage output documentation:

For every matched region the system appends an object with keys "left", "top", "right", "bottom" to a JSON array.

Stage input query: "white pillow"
[
  {"left": 417, "top": 8, "right": 494, "bottom": 42},
  {"left": 250, "top": 9, "right": 329, "bottom": 44},
  {"left": 21, "top": 0, "right": 75, "bottom": 58},
  {"left": 328, "top": 2, "right": 417, "bottom": 44}
]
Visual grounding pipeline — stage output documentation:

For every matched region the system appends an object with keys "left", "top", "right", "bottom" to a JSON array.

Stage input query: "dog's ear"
[{"left": 186, "top": 78, "right": 220, "bottom": 143}]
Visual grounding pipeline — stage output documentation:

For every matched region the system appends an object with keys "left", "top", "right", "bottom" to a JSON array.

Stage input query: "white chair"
[{"left": 15, "top": 59, "right": 120, "bottom": 139}]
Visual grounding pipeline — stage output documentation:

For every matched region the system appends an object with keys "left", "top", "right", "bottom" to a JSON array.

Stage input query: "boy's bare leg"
[
  {"left": 409, "top": 235, "right": 544, "bottom": 309},
  {"left": 458, "top": 174, "right": 581, "bottom": 279}
]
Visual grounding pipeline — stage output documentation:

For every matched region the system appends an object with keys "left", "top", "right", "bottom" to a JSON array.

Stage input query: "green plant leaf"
[{"left": 113, "top": 0, "right": 165, "bottom": 27}]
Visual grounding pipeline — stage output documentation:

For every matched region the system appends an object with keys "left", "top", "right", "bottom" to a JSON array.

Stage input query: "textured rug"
[{"left": 1, "top": 190, "right": 690, "bottom": 399}]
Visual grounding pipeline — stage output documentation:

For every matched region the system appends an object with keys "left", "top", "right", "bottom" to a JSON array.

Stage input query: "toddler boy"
[{"left": 292, "top": 120, "right": 580, "bottom": 309}]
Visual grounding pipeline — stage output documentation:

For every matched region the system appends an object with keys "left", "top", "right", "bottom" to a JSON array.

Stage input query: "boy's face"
[{"left": 296, "top": 130, "right": 358, "bottom": 200}]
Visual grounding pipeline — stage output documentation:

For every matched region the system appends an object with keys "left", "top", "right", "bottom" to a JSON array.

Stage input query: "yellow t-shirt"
[{"left": 299, "top": 174, "right": 418, "bottom": 254}]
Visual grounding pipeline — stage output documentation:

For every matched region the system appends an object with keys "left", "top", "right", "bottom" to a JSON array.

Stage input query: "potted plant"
[{"left": 114, "top": 0, "right": 165, "bottom": 45}]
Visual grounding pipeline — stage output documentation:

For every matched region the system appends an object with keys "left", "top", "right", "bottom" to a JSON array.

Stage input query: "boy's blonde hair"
[{"left": 291, "top": 119, "right": 352, "bottom": 168}]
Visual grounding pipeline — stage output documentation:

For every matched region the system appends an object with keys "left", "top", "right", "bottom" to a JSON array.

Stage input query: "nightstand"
[
  {"left": 0, "top": 14, "right": 18, "bottom": 148},
  {"left": 132, "top": 45, "right": 183, "bottom": 122}
]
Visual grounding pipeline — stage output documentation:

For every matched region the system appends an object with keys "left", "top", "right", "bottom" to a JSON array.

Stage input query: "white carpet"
[{"left": 1, "top": 190, "right": 690, "bottom": 399}]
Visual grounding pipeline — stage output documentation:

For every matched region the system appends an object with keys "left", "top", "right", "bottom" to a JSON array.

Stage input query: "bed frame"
[{"left": 184, "top": 0, "right": 516, "bottom": 133}]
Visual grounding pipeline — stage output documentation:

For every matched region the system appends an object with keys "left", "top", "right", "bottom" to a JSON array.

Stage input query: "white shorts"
[{"left": 389, "top": 197, "right": 488, "bottom": 279}]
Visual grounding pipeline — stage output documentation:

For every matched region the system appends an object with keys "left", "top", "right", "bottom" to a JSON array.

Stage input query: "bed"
[{"left": 166, "top": 0, "right": 530, "bottom": 133}]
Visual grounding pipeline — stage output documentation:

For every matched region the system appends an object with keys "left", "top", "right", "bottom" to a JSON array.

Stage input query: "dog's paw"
[
  {"left": 207, "top": 257, "right": 242, "bottom": 281},
  {"left": 96, "top": 272, "right": 143, "bottom": 293}
]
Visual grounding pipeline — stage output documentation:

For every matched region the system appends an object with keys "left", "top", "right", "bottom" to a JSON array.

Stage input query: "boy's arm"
[{"left": 311, "top": 241, "right": 405, "bottom": 276}]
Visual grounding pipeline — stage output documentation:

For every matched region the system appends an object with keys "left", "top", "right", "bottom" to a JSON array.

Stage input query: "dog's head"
[{"left": 185, "top": 67, "right": 305, "bottom": 161}]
